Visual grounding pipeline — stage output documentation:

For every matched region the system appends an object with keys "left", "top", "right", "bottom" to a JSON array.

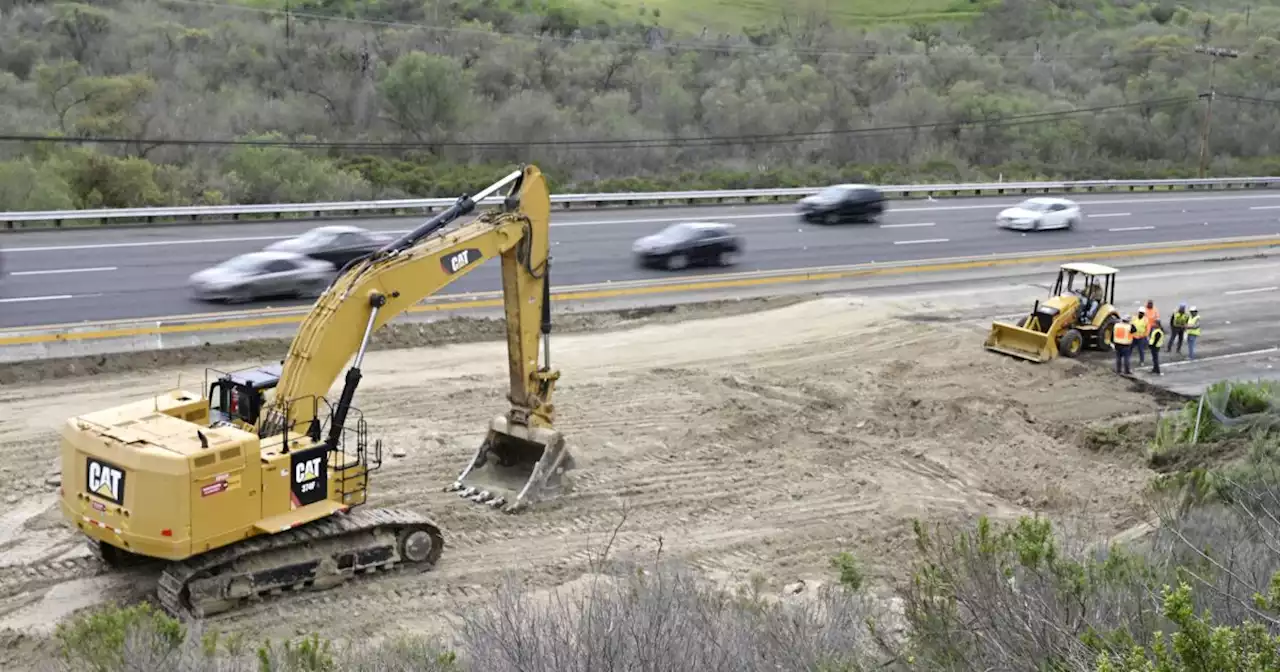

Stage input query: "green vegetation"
[{"left": 5, "top": 0, "right": 1280, "bottom": 210}]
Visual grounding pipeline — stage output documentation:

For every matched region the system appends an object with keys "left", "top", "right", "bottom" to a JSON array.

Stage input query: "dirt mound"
[{"left": 0, "top": 294, "right": 1163, "bottom": 647}]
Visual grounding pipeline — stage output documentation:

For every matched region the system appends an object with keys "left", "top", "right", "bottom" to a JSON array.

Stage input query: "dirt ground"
[{"left": 0, "top": 293, "right": 1169, "bottom": 665}]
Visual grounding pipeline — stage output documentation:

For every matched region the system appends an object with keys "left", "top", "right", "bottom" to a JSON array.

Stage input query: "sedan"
[
  {"left": 632, "top": 222, "right": 743, "bottom": 270},
  {"left": 797, "top": 184, "right": 886, "bottom": 224},
  {"left": 264, "top": 225, "right": 391, "bottom": 269},
  {"left": 188, "top": 251, "right": 335, "bottom": 303},
  {"left": 997, "top": 197, "right": 1081, "bottom": 231}
]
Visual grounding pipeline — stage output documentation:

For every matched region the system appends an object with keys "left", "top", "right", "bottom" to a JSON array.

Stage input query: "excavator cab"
[
  {"left": 984, "top": 262, "right": 1120, "bottom": 362},
  {"left": 207, "top": 364, "right": 282, "bottom": 431}
]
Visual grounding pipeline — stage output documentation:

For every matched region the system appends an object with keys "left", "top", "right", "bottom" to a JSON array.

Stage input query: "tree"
[{"left": 377, "top": 50, "right": 471, "bottom": 146}]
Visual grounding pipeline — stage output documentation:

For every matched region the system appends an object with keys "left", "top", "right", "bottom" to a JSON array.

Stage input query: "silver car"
[{"left": 188, "top": 251, "right": 335, "bottom": 303}]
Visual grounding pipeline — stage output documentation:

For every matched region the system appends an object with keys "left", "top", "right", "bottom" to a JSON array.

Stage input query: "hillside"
[{"left": 3, "top": 0, "right": 1280, "bottom": 211}]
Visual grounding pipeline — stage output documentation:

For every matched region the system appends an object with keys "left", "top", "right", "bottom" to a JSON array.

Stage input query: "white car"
[{"left": 997, "top": 197, "right": 1081, "bottom": 231}]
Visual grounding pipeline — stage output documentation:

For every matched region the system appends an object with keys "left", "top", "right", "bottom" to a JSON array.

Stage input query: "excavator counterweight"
[{"left": 58, "top": 164, "right": 572, "bottom": 619}]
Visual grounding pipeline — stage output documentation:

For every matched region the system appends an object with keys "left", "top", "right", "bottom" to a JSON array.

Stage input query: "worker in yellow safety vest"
[
  {"left": 1113, "top": 316, "right": 1134, "bottom": 375},
  {"left": 1185, "top": 307, "right": 1201, "bottom": 360},
  {"left": 1147, "top": 320, "right": 1165, "bottom": 375},
  {"left": 1170, "top": 303, "right": 1189, "bottom": 354},
  {"left": 1131, "top": 309, "right": 1149, "bottom": 367}
]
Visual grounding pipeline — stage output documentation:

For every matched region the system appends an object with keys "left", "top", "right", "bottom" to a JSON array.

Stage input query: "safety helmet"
[
  {"left": 1179, "top": 302, "right": 1187, "bottom": 309},
  {"left": 1189, "top": 306, "right": 1197, "bottom": 312}
]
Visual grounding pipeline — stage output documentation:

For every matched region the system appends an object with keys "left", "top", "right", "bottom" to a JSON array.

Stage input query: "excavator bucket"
[
  {"left": 984, "top": 319, "right": 1054, "bottom": 363},
  {"left": 446, "top": 414, "right": 574, "bottom": 513}
]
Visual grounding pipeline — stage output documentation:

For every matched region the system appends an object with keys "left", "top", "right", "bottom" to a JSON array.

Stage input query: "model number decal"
[{"left": 441, "top": 248, "right": 482, "bottom": 274}]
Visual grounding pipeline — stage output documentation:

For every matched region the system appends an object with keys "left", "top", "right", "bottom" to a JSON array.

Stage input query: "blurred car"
[
  {"left": 188, "top": 251, "right": 335, "bottom": 303},
  {"left": 632, "top": 222, "right": 743, "bottom": 270},
  {"left": 264, "top": 225, "right": 391, "bottom": 269},
  {"left": 796, "top": 184, "right": 886, "bottom": 224},
  {"left": 997, "top": 197, "right": 1081, "bottom": 231}
]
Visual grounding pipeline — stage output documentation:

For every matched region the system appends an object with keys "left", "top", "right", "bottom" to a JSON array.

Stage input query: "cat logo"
[
  {"left": 294, "top": 457, "right": 322, "bottom": 491},
  {"left": 289, "top": 446, "right": 329, "bottom": 508},
  {"left": 441, "top": 248, "right": 482, "bottom": 275},
  {"left": 86, "top": 457, "right": 126, "bottom": 505}
]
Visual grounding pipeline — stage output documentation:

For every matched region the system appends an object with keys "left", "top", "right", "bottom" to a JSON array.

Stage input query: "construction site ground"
[{"left": 0, "top": 282, "right": 1195, "bottom": 668}]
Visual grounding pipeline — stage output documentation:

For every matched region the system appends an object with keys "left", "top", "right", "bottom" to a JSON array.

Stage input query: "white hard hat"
[{"left": 1189, "top": 305, "right": 1197, "bottom": 311}]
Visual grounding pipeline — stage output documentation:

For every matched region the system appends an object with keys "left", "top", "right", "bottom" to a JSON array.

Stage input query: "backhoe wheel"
[
  {"left": 665, "top": 253, "right": 689, "bottom": 270},
  {"left": 1099, "top": 315, "right": 1119, "bottom": 349},
  {"left": 1057, "top": 328, "right": 1084, "bottom": 358},
  {"left": 400, "top": 529, "right": 436, "bottom": 564}
]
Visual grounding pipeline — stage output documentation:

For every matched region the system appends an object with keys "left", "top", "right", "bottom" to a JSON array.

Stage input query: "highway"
[{"left": 2, "top": 191, "right": 1280, "bottom": 329}]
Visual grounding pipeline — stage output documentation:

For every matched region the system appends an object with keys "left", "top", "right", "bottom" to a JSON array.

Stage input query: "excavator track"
[{"left": 156, "top": 507, "right": 444, "bottom": 620}]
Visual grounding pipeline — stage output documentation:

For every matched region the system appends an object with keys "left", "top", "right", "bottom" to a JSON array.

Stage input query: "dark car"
[
  {"left": 796, "top": 184, "right": 886, "bottom": 224},
  {"left": 632, "top": 222, "right": 743, "bottom": 270},
  {"left": 264, "top": 225, "right": 391, "bottom": 268}
]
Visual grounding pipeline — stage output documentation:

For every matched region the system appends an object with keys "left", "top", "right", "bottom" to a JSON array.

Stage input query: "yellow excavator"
[
  {"left": 58, "top": 165, "right": 573, "bottom": 618},
  {"left": 984, "top": 262, "right": 1121, "bottom": 362}
]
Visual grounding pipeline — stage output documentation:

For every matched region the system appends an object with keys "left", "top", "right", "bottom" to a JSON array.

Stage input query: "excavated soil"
[{"left": 0, "top": 294, "right": 1165, "bottom": 662}]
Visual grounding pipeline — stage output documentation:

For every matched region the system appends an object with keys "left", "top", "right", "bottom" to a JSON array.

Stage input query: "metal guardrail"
[{"left": 2, "top": 177, "right": 1279, "bottom": 229}]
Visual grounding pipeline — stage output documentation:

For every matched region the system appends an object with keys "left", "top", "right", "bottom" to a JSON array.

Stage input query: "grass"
[
  {"left": 233, "top": 0, "right": 994, "bottom": 35},
  {"left": 589, "top": 0, "right": 991, "bottom": 32}
]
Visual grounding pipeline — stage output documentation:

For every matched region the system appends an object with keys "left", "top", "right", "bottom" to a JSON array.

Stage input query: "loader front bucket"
[
  {"left": 445, "top": 414, "right": 574, "bottom": 513},
  {"left": 984, "top": 320, "right": 1054, "bottom": 363}
]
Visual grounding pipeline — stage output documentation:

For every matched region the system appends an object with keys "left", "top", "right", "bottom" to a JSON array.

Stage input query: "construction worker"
[
  {"left": 1186, "top": 306, "right": 1201, "bottom": 360},
  {"left": 1113, "top": 315, "right": 1134, "bottom": 375},
  {"left": 1148, "top": 319, "right": 1165, "bottom": 375},
  {"left": 1131, "top": 309, "right": 1149, "bottom": 366},
  {"left": 1170, "top": 303, "right": 1189, "bottom": 354},
  {"left": 1144, "top": 299, "right": 1160, "bottom": 325}
]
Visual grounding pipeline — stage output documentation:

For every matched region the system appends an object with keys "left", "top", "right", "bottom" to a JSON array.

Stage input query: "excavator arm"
[{"left": 255, "top": 165, "right": 571, "bottom": 512}]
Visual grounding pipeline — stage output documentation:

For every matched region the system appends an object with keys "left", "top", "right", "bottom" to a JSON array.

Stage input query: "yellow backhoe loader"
[
  {"left": 984, "top": 262, "right": 1121, "bottom": 363},
  {"left": 58, "top": 165, "right": 572, "bottom": 619}
]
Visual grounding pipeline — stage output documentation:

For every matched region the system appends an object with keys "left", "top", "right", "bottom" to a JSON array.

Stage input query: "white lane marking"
[
  {"left": 879, "top": 222, "right": 935, "bottom": 229},
  {"left": 8, "top": 266, "right": 117, "bottom": 276},
  {"left": 1087, "top": 212, "right": 1131, "bottom": 218},
  {"left": 1223, "top": 286, "right": 1278, "bottom": 295},
  {"left": 1109, "top": 226, "right": 1155, "bottom": 232},
  {"left": 6, "top": 235, "right": 295, "bottom": 253},
  {"left": 893, "top": 238, "right": 949, "bottom": 245},
  {"left": 0, "top": 294, "right": 74, "bottom": 303},
  {"left": 1160, "top": 346, "right": 1280, "bottom": 368},
  {"left": 1249, "top": 205, "right": 1280, "bottom": 210},
  {"left": 7, "top": 191, "right": 1280, "bottom": 254}
]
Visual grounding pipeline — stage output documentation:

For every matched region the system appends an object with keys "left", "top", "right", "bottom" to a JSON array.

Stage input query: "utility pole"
[{"left": 1195, "top": 44, "right": 1239, "bottom": 178}]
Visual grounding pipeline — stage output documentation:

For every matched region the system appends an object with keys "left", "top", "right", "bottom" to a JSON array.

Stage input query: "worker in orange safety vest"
[
  {"left": 1113, "top": 316, "right": 1134, "bottom": 375},
  {"left": 1131, "top": 309, "right": 1149, "bottom": 367},
  {"left": 1144, "top": 299, "right": 1160, "bottom": 325}
]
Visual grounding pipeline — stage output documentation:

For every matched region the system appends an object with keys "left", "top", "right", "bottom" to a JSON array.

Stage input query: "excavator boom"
[{"left": 259, "top": 164, "right": 570, "bottom": 512}]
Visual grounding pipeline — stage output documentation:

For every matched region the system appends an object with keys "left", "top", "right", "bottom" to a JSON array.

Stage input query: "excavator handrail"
[{"left": 255, "top": 165, "right": 555, "bottom": 440}]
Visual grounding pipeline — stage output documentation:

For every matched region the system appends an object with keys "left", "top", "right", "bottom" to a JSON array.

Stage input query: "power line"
[
  {"left": 0, "top": 96, "right": 1195, "bottom": 151},
  {"left": 1218, "top": 92, "right": 1280, "bottom": 107}
]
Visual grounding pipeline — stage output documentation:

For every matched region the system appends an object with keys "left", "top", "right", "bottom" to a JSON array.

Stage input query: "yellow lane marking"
[{"left": 3, "top": 236, "right": 1278, "bottom": 347}]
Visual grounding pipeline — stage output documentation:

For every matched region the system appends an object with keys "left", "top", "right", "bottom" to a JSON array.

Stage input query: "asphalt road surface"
[{"left": 2, "top": 191, "right": 1280, "bottom": 329}]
